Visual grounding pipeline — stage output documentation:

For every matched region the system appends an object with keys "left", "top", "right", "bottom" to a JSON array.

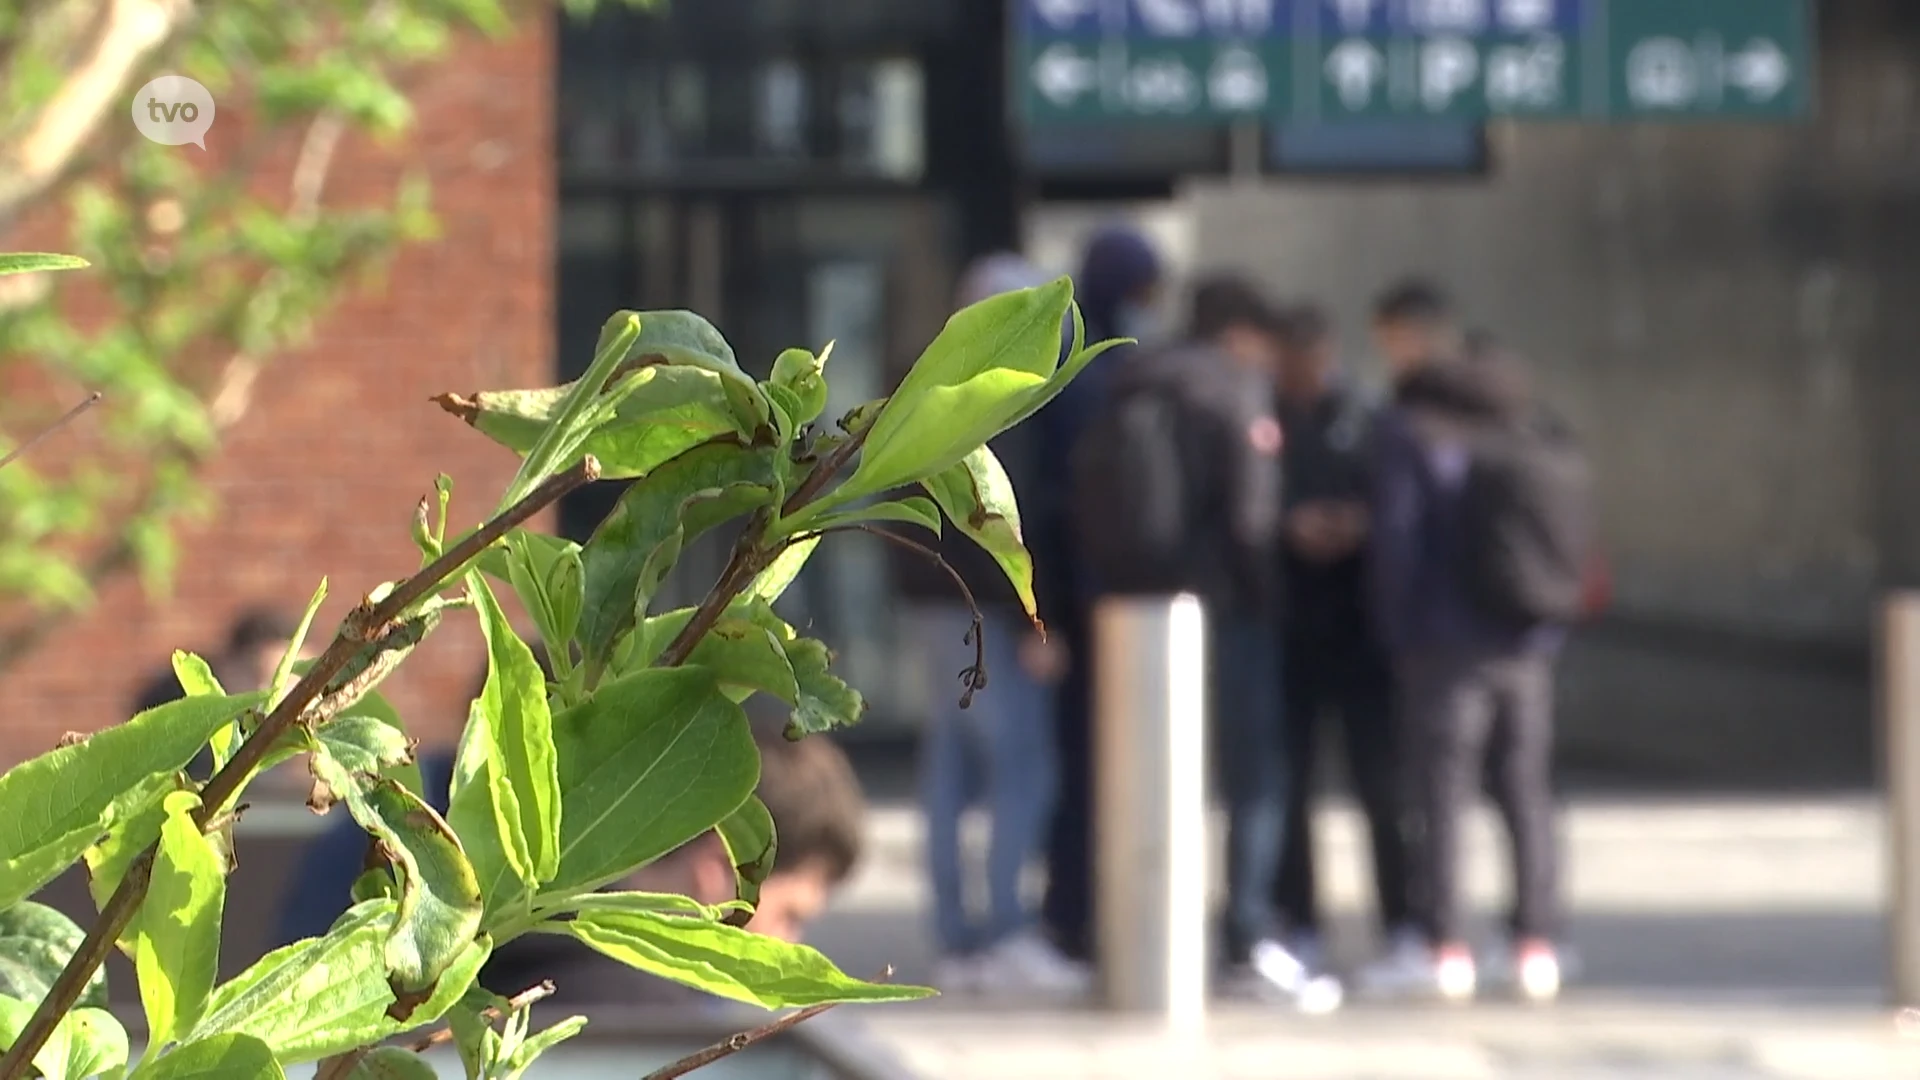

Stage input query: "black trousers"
[
  {"left": 1399, "top": 646, "right": 1563, "bottom": 946},
  {"left": 1040, "top": 598, "right": 1095, "bottom": 961},
  {"left": 1272, "top": 636, "right": 1409, "bottom": 937}
]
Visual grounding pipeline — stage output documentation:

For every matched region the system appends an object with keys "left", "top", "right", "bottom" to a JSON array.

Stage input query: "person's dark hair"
[
  {"left": 752, "top": 725, "right": 866, "bottom": 886},
  {"left": 1188, "top": 274, "right": 1286, "bottom": 343},
  {"left": 1372, "top": 277, "right": 1453, "bottom": 327},
  {"left": 226, "top": 606, "right": 297, "bottom": 655},
  {"left": 1284, "top": 302, "right": 1333, "bottom": 350}
]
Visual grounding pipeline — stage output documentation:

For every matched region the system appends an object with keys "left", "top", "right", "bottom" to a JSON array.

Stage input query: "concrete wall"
[{"left": 1032, "top": 2, "right": 1920, "bottom": 786}]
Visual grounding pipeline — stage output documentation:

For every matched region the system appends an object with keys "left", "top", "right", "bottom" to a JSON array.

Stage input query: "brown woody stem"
[
  {"left": 406, "top": 979, "right": 557, "bottom": 1053},
  {"left": 656, "top": 424, "right": 871, "bottom": 670},
  {"left": 0, "top": 391, "right": 101, "bottom": 473},
  {"left": 810, "top": 525, "right": 988, "bottom": 708},
  {"left": 0, "top": 458, "right": 599, "bottom": 1080}
]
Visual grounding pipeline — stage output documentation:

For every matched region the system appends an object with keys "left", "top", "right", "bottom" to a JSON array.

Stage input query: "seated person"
[{"left": 276, "top": 702, "right": 867, "bottom": 1008}]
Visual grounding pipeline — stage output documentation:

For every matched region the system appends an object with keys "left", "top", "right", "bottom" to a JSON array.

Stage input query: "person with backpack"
[
  {"left": 1070, "top": 275, "right": 1337, "bottom": 1009},
  {"left": 1360, "top": 279, "right": 1593, "bottom": 1005},
  {"left": 1267, "top": 302, "right": 1412, "bottom": 981},
  {"left": 1036, "top": 225, "right": 1166, "bottom": 964},
  {"left": 898, "top": 253, "right": 1089, "bottom": 996}
]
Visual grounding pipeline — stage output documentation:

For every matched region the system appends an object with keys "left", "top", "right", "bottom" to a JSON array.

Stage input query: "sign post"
[{"left": 1014, "top": 0, "right": 1814, "bottom": 127}]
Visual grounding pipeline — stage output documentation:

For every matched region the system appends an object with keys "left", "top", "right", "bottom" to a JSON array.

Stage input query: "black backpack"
[
  {"left": 1069, "top": 376, "right": 1195, "bottom": 595},
  {"left": 1458, "top": 414, "right": 1594, "bottom": 626}
]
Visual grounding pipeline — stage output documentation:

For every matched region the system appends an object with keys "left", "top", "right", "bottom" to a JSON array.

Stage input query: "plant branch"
[
  {"left": 0, "top": 391, "right": 100, "bottom": 473},
  {"left": 0, "top": 0, "right": 196, "bottom": 233},
  {"left": 639, "top": 962, "right": 891, "bottom": 1080},
  {"left": 0, "top": 457, "right": 600, "bottom": 1080},
  {"left": 406, "top": 979, "right": 556, "bottom": 1054},
  {"left": 810, "top": 525, "right": 988, "bottom": 708}
]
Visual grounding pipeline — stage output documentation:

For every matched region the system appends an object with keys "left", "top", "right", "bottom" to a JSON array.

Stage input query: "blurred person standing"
[
  {"left": 1267, "top": 303, "right": 1412, "bottom": 978},
  {"left": 900, "top": 253, "right": 1087, "bottom": 996},
  {"left": 1035, "top": 225, "right": 1166, "bottom": 964},
  {"left": 1362, "top": 279, "right": 1591, "bottom": 1004},
  {"left": 1071, "top": 275, "right": 1333, "bottom": 1008}
]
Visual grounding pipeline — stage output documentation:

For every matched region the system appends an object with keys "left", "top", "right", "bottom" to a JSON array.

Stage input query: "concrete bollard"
[
  {"left": 1883, "top": 593, "right": 1920, "bottom": 1007},
  {"left": 1092, "top": 593, "right": 1210, "bottom": 1035}
]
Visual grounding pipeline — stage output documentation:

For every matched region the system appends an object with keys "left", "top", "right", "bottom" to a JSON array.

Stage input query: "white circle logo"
[{"left": 131, "top": 75, "right": 216, "bottom": 149}]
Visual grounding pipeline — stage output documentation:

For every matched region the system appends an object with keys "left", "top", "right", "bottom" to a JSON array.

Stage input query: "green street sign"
[{"left": 1013, "top": 0, "right": 1813, "bottom": 126}]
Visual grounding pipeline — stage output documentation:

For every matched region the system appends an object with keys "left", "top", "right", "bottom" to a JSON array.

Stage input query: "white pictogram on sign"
[{"left": 1625, "top": 37, "right": 1699, "bottom": 109}]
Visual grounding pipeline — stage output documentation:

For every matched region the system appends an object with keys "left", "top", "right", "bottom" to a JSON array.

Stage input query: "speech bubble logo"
[{"left": 131, "top": 75, "right": 216, "bottom": 149}]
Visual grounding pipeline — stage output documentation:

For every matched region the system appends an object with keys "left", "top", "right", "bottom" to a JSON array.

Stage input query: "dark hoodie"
[
  {"left": 1369, "top": 353, "right": 1564, "bottom": 657},
  {"left": 1030, "top": 227, "right": 1164, "bottom": 617}
]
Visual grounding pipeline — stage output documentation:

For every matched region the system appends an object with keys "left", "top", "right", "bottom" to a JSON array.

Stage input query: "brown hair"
[{"left": 752, "top": 724, "right": 866, "bottom": 886}]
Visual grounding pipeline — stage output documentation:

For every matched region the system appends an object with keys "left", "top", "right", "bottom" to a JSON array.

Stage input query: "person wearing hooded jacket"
[
  {"left": 892, "top": 253, "right": 1090, "bottom": 996},
  {"left": 1034, "top": 225, "right": 1166, "bottom": 963},
  {"left": 1359, "top": 279, "right": 1568, "bottom": 1005}
]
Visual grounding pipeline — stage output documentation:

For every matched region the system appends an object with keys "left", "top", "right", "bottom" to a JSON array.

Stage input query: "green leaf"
[
  {"left": 498, "top": 312, "right": 639, "bottom": 510},
  {"left": 0, "top": 253, "right": 87, "bottom": 276},
  {"left": 549, "top": 666, "right": 758, "bottom": 894},
  {"left": 437, "top": 365, "right": 737, "bottom": 482},
  {"left": 557, "top": 891, "right": 746, "bottom": 923},
  {"left": 739, "top": 605, "right": 866, "bottom": 739},
  {"left": 306, "top": 763, "right": 483, "bottom": 1007},
  {"left": 169, "top": 653, "right": 224, "bottom": 697},
  {"left": 314, "top": 715, "right": 416, "bottom": 794},
  {"left": 0, "top": 902, "right": 108, "bottom": 1010},
  {"left": 769, "top": 344, "right": 830, "bottom": 429},
  {"left": 502, "top": 1015, "right": 588, "bottom": 1078},
  {"left": 445, "top": 700, "right": 535, "bottom": 927},
  {"left": 130, "top": 1032, "right": 281, "bottom": 1079},
  {"left": 467, "top": 573, "right": 561, "bottom": 883},
  {"left": 839, "top": 278, "right": 1075, "bottom": 499},
  {"left": 267, "top": 578, "right": 329, "bottom": 710},
  {"left": 0, "top": 996, "right": 127, "bottom": 1080},
  {"left": 171, "top": 650, "right": 239, "bottom": 773},
  {"left": 575, "top": 438, "right": 778, "bottom": 674},
  {"left": 134, "top": 792, "right": 226, "bottom": 1050},
  {"left": 0, "top": 691, "right": 264, "bottom": 910},
  {"left": 83, "top": 773, "right": 190, "bottom": 917},
  {"left": 795, "top": 495, "right": 942, "bottom": 538},
  {"left": 921, "top": 445, "right": 1038, "bottom": 621},
  {"left": 188, "top": 900, "right": 486, "bottom": 1064},
  {"left": 344, "top": 1047, "right": 438, "bottom": 1079},
  {"left": 560, "top": 911, "right": 933, "bottom": 1008},
  {"left": 781, "top": 637, "right": 866, "bottom": 739},
  {"left": 502, "top": 531, "right": 583, "bottom": 665},
  {"left": 714, "top": 796, "right": 777, "bottom": 920},
  {"left": 745, "top": 536, "right": 819, "bottom": 606},
  {"left": 594, "top": 309, "right": 772, "bottom": 438},
  {"left": 37, "top": 1005, "right": 125, "bottom": 1080},
  {"left": 685, "top": 618, "right": 797, "bottom": 704},
  {"left": 328, "top": 693, "right": 424, "bottom": 798}
]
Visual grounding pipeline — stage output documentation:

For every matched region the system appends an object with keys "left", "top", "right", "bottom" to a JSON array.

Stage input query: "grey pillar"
[{"left": 1092, "top": 593, "right": 1210, "bottom": 1034}]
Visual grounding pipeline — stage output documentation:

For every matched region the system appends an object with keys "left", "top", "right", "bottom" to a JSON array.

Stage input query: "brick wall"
[{"left": 0, "top": 22, "right": 556, "bottom": 766}]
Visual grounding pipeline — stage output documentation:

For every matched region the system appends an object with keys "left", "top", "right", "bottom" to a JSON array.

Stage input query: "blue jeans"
[
  {"left": 915, "top": 604, "right": 1058, "bottom": 956},
  {"left": 1213, "top": 613, "right": 1286, "bottom": 963}
]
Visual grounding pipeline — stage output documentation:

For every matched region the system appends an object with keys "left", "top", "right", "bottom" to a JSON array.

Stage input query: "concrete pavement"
[{"left": 802, "top": 796, "right": 1916, "bottom": 1078}]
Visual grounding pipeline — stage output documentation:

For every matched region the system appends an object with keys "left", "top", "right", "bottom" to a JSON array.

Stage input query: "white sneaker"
[
  {"left": 974, "top": 931, "right": 1093, "bottom": 996},
  {"left": 1483, "top": 939, "right": 1576, "bottom": 1003},
  {"left": 1356, "top": 934, "right": 1476, "bottom": 1003},
  {"left": 1226, "top": 939, "right": 1344, "bottom": 1014},
  {"left": 931, "top": 954, "right": 983, "bottom": 994}
]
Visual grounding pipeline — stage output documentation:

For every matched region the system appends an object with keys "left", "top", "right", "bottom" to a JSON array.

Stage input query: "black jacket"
[
  {"left": 1099, "top": 340, "right": 1285, "bottom": 617},
  {"left": 1278, "top": 380, "right": 1386, "bottom": 648}
]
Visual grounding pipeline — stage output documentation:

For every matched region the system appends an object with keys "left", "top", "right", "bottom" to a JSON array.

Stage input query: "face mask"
[{"left": 1114, "top": 304, "right": 1163, "bottom": 343}]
